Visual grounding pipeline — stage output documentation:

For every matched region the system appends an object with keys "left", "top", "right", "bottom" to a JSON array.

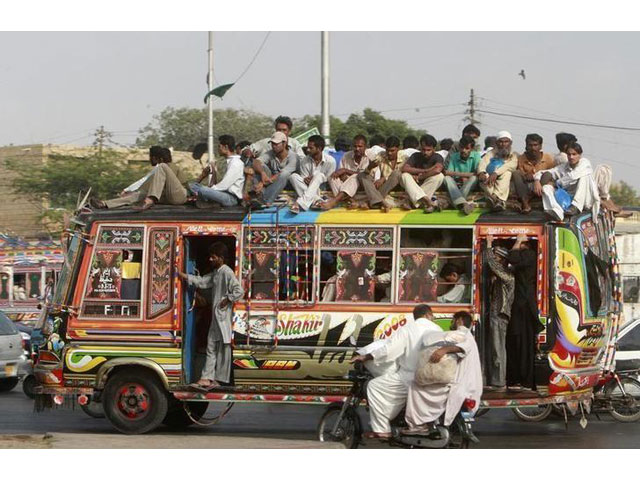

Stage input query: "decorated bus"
[
  {"left": 31, "top": 203, "right": 621, "bottom": 434},
  {"left": 0, "top": 233, "right": 63, "bottom": 325}
]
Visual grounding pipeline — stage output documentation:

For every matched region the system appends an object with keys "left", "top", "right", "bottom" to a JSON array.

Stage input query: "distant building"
[
  {"left": 0, "top": 144, "right": 199, "bottom": 240},
  {"left": 616, "top": 209, "right": 640, "bottom": 325}
]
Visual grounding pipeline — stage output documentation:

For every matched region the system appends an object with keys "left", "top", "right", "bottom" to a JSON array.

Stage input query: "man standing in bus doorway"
[
  {"left": 506, "top": 234, "right": 542, "bottom": 391},
  {"left": 350, "top": 304, "right": 443, "bottom": 439},
  {"left": 178, "top": 242, "right": 244, "bottom": 389},
  {"left": 485, "top": 236, "right": 515, "bottom": 391}
]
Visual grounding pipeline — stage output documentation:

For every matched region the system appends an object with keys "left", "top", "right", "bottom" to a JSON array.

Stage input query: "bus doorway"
[{"left": 182, "top": 234, "right": 237, "bottom": 386}]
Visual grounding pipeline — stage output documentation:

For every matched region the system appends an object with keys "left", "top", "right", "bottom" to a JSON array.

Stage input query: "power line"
[
  {"left": 234, "top": 32, "right": 271, "bottom": 84},
  {"left": 477, "top": 108, "right": 640, "bottom": 132},
  {"left": 332, "top": 102, "right": 464, "bottom": 118}
]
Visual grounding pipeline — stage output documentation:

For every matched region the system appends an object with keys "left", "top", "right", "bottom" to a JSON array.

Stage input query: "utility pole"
[
  {"left": 321, "top": 32, "right": 330, "bottom": 143},
  {"left": 465, "top": 88, "right": 477, "bottom": 125},
  {"left": 207, "top": 32, "right": 215, "bottom": 168},
  {"left": 93, "top": 125, "right": 112, "bottom": 157}
]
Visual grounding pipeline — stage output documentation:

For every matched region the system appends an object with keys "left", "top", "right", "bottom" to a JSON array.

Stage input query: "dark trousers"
[{"left": 512, "top": 170, "right": 535, "bottom": 201}]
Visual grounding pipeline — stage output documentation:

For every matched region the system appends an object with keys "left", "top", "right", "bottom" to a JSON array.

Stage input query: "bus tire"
[
  {"left": 606, "top": 377, "right": 640, "bottom": 423},
  {"left": 317, "top": 405, "right": 361, "bottom": 449},
  {"left": 103, "top": 369, "right": 168, "bottom": 434},
  {"left": 162, "top": 401, "right": 208, "bottom": 428},
  {"left": 512, "top": 404, "right": 553, "bottom": 422}
]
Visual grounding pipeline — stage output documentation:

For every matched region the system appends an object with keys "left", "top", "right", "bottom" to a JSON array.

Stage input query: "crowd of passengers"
[{"left": 88, "top": 115, "right": 624, "bottom": 222}]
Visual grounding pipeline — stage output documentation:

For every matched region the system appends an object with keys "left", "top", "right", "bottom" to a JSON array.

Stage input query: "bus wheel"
[
  {"left": 103, "top": 369, "right": 168, "bottom": 434},
  {"left": 162, "top": 401, "right": 209, "bottom": 428},
  {"left": 512, "top": 404, "right": 552, "bottom": 422}
]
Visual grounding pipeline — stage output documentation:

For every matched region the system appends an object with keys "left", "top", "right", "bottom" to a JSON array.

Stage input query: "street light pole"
[
  {"left": 207, "top": 32, "right": 215, "bottom": 166},
  {"left": 321, "top": 31, "right": 330, "bottom": 143}
]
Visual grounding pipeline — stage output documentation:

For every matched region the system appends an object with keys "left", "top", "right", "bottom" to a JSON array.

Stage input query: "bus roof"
[{"left": 77, "top": 204, "right": 558, "bottom": 228}]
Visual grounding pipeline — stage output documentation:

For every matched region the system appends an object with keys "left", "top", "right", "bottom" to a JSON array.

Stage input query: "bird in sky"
[{"left": 519, "top": 69, "right": 526, "bottom": 80}]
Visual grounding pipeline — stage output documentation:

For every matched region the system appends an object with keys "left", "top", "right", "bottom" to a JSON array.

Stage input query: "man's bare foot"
[
  {"left": 89, "top": 198, "right": 106, "bottom": 209},
  {"left": 132, "top": 197, "right": 155, "bottom": 211},
  {"left": 380, "top": 202, "right": 391, "bottom": 213}
]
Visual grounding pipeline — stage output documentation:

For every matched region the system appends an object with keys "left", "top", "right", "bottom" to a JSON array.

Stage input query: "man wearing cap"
[
  {"left": 477, "top": 131, "right": 519, "bottom": 212},
  {"left": 485, "top": 235, "right": 515, "bottom": 390},
  {"left": 244, "top": 115, "right": 305, "bottom": 158},
  {"left": 251, "top": 131, "right": 300, "bottom": 206}
]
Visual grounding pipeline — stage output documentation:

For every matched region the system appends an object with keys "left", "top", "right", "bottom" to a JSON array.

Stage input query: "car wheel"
[{"left": 102, "top": 369, "right": 168, "bottom": 434}]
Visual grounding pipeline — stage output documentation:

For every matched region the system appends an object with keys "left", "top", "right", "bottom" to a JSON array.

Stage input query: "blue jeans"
[
  {"left": 444, "top": 175, "right": 478, "bottom": 206},
  {"left": 189, "top": 182, "right": 239, "bottom": 207},
  {"left": 262, "top": 170, "right": 293, "bottom": 204}
]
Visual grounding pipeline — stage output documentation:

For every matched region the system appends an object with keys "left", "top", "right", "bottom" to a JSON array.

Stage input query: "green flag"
[{"left": 203, "top": 83, "right": 235, "bottom": 103}]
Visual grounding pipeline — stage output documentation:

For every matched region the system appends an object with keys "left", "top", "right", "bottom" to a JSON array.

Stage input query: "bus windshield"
[{"left": 53, "top": 234, "right": 81, "bottom": 306}]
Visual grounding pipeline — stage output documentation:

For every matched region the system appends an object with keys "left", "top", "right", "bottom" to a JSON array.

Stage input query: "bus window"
[
  {"left": 243, "top": 226, "right": 315, "bottom": 303},
  {"left": 398, "top": 227, "right": 473, "bottom": 304},
  {"left": 578, "top": 217, "right": 611, "bottom": 316},
  {"left": 319, "top": 226, "right": 394, "bottom": 303},
  {"left": 0, "top": 272, "right": 9, "bottom": 300},
  {"left": 12, "top": 273, "right": 28, "bottom": 301},
  {"left": 79, "top": 225, "right": 146, "bottom": 321},
  {"left": 623, "top": 277, "right": 640, "bottom": 304}
]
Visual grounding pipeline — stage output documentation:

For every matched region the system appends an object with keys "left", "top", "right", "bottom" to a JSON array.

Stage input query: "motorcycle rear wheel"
[
  {"left": 606, "top": 377, "right": 640, "bottom": 423},
  {"left": 512, "top": 404, "right": 553, "bottom": 422}
]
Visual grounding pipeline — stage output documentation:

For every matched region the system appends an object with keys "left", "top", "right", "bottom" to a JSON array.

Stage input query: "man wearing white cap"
[
  {"left": 477, "top": 131, "right": 519, "bottom": 211},
  {"left": 251, "top": 131, "right": 300, "bottom": 206}
]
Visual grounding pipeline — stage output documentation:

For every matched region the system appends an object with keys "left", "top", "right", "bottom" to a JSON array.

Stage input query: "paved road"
[{"left": 2, "top": 383, "right": 640, "bottom": 448}]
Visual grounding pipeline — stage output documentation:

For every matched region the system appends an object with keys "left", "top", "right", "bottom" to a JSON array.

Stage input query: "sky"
[{"left": 2, "top": 31, "right": 640, "bottom": 186}]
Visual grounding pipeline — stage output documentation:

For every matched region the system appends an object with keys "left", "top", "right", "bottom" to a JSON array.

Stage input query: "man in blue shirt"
[{"left": 443, "top": 136, "right": 480, "bottom": 215}]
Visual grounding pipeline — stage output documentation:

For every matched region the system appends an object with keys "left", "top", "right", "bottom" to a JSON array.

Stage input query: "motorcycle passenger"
[
  {"left": 403, "top": 311, "right": 482, "bottom": 434},
  {"left": 350, "top": 304, "right": 442, "bottom": 440}
]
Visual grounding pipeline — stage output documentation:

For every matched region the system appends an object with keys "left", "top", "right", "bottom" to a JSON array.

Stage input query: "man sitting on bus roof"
[
  {"left": 351, "top": 304, "right": 443, "bottom": 439},
  {"left": 90, "top": 146, "right": 189, "bottom": 211},
  {"left": 357, "top": 135, "right": 404, "bottom": 213},
  {"left": 188, "top": 135, "right": 245, "bottom": 208},
  {"left": 243, "top": 115, "right": 305, "bottom": 158},
  {"left": 512, "top": 133, "right": 557, "bottom": 214},
  {"left": 250, "top": 131, "right": 300, "bottom": 207},
  {"left": 290, "top": 135, "right": 336, "bottom": 213},
  {"left": 319, "top": 134, "right": 373, "bottom": 210},
  {"left": 477, "top": 131, "right": 518, "bottom": 212},
  {"left": 399, "top": 134, "right": 445, "bottom": 213},
  {"left": 442, "top": 136, "right": 481, "bottom": 216}
]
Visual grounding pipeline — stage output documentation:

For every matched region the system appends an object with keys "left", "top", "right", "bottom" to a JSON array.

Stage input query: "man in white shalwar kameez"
[
  {"left": 404, "top": 311, "right": 482, "bottom": 431},
  {"left": 351, "top": 304, "right": 443, "bottom": 439}
]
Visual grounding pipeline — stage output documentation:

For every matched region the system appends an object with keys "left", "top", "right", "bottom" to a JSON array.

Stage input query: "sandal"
[
  {"left": 359, "top": 202, "right": 370, "bottom": 210},
  {"left": 289, "top": 203, "right": 300, "bottom": 214},
  {"left": 346, "top": 200, "right": 359, "bottom": 210},
  {"left": 132, "top": 198, "right": 155, "bottom": 211}
]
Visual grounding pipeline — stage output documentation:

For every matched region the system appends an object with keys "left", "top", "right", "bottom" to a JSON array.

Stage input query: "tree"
[
  {"left": 610, "top": 181, "right": 640, "bottom": 207},
  {"left": 294, "top": 108, "right": 427, "bottom": 144},
  {"left": 135, "top": 107, "right": 274, "bottom": 151},
  {"left": 6, "top": 149, "right": 147, "bottom": 227}
]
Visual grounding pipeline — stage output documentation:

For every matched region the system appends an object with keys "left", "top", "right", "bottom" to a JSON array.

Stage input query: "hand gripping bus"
[{"left": 31, "top": 203, "right": 622, "bottom": 438}]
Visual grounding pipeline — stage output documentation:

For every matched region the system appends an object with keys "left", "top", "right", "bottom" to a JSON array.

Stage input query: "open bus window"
[
  {"left": 320, "top": 250, "right": 393, "bottom": 303},
  {"left": 398, "top": 227, "right": 473, "bottom": 304},
  {"left": 579, "top": 217, "right": 612, "bottom": 316},
  {"left": 12, "top": 273, "right": 28, "bottom": 301},
  {"left": 243, "top": 226, "right": 315, "bottom": 303},
  {"left": 624, "top": 277, "right": 640, "bottom": 304}
]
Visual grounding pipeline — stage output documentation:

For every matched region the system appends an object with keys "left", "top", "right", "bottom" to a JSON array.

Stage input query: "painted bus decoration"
[{"left": 31, "top": 205, "right": 621, "bottom": 433}]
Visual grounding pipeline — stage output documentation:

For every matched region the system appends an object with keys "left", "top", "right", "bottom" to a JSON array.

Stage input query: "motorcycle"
[{"left": 317, "top": 363, "right": 479, "bottom": 449}]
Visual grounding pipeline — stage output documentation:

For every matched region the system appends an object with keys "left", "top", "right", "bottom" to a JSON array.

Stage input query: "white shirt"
[
  {"left": 365, "top": 145, "right": 385, "bottom": 161},
  {"left": 210, "top": 154, "right": 245, "bottom": 199},
  {"left": 437, "top": 273, "right": 470, "bottom": 304},
  {"left": 298, "top": 152, "right": 336, "bottom": 179},
  {"left": 371, "top": 317, "right": 443, "bottom": 383},
  {"left": 534, "top": 156, "right": 594, "bottom": 188}
]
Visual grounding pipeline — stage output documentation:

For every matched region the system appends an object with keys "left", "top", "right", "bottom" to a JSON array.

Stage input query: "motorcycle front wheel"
[{"left": 317, "top": 405, "right": 362, "bottom": 449}]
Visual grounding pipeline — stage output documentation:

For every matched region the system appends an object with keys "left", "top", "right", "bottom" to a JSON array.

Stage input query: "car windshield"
[
  {"left": 0, "top": 312, "right": 18, "bottom": 335},
  {"left": 53, "top": 234, "right": 81, "bottom": 306}
]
